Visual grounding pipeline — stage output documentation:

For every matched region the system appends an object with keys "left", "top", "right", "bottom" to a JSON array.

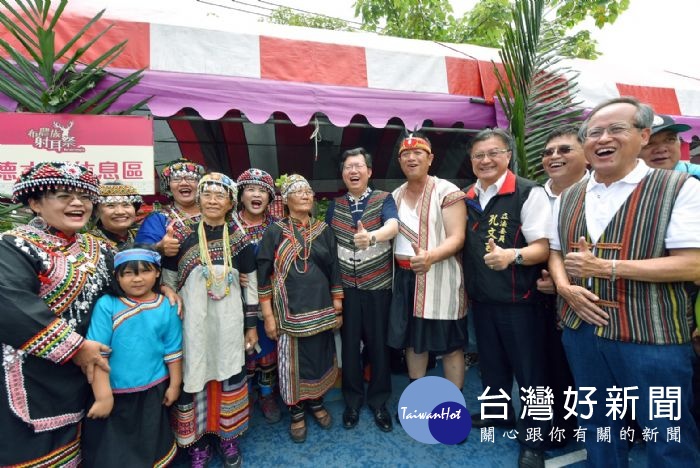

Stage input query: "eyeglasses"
[
  {"left": 343, "top": 163, "right": 367, "bottom": 172},
  {"left": 289, "top": 189, "right": 315, "bottom": 198},
  {"left": 471, "top": 148, "right": 510, "bottom": 161},
  {"left": 46, "top": 192, "right": 93, "bottom": 204},
  {"left": 541, "top": 145, "right": 574, "bottom": 158},
  {"left": 171, "top": 175, "right": 199, "bottom": 184},
  {"left": 585, "top": 123, "right": 641, "bottom": 140}
]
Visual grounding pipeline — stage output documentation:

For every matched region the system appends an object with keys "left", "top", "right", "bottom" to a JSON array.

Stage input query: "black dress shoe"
[
  {"left": 518, "top": 447, "right": 544, "bottom": 468},
  {"left": 373, "top": 406, "right": 393, "bottom": 432},
  {"left": 470, "top": 414, "right": 516, "bottom": 429},
  {"left": 343, "top": 407, "right": 359, "bottom": 429}
]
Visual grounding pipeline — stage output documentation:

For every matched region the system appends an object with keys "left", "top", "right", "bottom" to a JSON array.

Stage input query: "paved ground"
[{"left": 170, "top": 362, "right": 648, "bottom": 467}]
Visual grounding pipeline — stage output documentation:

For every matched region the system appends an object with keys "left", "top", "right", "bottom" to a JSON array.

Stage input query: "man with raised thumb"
[
  {"left": 462, "top": 128, "right": 551, "bottom": 468},
  {"left": 548, "top": 97, "right": 700, "bottom": 466},
  {"left": 388, "top": 133, "right": 467, "bottom": 405},
  {"left": 326, "top": 148, "right": 398, "bottom": 433}
]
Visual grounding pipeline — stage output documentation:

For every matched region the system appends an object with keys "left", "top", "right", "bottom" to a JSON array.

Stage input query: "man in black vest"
[
  {"left": 326, "top": 147, "right": 399, "bottom": 432},
  {"left": 463, "top": 128, "right": 551, "bottom": 468}
]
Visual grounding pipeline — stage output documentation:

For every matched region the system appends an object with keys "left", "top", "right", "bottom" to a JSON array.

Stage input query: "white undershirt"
[
  {"left": 549, "top": 160, "right": 700, "bottom": 250},
  {"left": 543, "top": 171, "right": 590, "bottom": 211},
  {"left": 395, "top": 201, "right": 419, "bottom": 256},
  {"left": 474, "top": 172, "right": 551, "bottom": 244}
]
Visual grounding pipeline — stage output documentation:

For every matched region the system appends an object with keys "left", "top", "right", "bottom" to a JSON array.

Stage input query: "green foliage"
[
  {"left": 465, "top": 0, "right": 630, "bottom": 59},
  {"left": 266, "top": 0, "right": 629, "bottom": 60},
  {"left": 0, "top": 196, "right": 34, "bottom": 232},
  {"left": 553, "top": 0, "right": 630, "bottom": 29},
  {"left": 314, "top": 197, "right": 329, "bottom": 222},
  {"left": 558, "top": 30, "right": 600, "bottom": 60},
  {"left": 266, "top": 6, "right": 354, "bottom": 31},
  {"left": 0, "top": 0, "right": 148, "bottom": 113},
  {"left": 494, "top": 0, "right": 583, "bottom": 182},
  {"left": 354, "top": 0, "right": 469, "bottom": 42},
  {"left": 460, "top": 0, "right": 512, "bottom": 47},
  {"left": 274, "top": 174, "right": 289, "bottom": 190}
]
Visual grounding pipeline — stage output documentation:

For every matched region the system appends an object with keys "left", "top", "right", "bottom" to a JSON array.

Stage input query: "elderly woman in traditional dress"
[
  {"left": 237, "top": 168, "right": 282, "bottom": 423},
  {"left": 0, "top": 161, "right": 112, "bottom": 467},
  {"left": 163, "top": 172, "right": 258, "bottom": 468},
  {"left": 89, "top": 181, "right": 143, "bottom": 251},
  {"left": 136, "top": 158, "right": 205, "bottom": 256},
  {"left": 257, "top": 174, "right": 343, "bottom": 443}
]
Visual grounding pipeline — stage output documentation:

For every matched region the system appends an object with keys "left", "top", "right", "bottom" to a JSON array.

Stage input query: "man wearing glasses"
[
  {"left": 536, "top": 126, "right": 588, "bottom": 448},
  {"left": 326, "top": 148, "right": 399, "bottom": 432},
  {"left": 540, "top": 126, "right": 589, "bottom": 202},
  {"left": 462, "top": 128, "right": 551, "bottom": 468},
  {"left": 638, "top": 114, "right": 700, "bottom": 178},
  {"left": 548, "top": 97, "right": 700, "bottom": 466}
]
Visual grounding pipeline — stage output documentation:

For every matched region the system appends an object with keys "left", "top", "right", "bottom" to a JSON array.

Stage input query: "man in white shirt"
[
  {"left": 536, "top": 125, "right": 588, "bottom": 448},
  {"left": 462, "top": 128, "right": 551, "bottom": 468},
  {"left": 548, "top": 97, "right": 700, "bottom": 467}
]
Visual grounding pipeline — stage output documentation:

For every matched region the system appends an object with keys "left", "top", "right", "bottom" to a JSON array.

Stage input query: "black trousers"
[
  {"left": 341, "top": 287, "right": 392, "bottom": 410},
  {"left": 543, "top": 303, "right": 578, "bottom": 439},
  {"left": 472, "top": 301, "right": 549, "bottom": 450}
]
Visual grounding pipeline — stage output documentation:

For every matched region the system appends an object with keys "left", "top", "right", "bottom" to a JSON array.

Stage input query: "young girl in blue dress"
[{"left": 82, "top": 246, "right": 183, "bottom": 467}]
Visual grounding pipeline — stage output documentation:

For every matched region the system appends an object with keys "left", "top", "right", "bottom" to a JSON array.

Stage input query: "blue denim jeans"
[{"left": 562, "top": 323, "right": 700, "bottom": 467}]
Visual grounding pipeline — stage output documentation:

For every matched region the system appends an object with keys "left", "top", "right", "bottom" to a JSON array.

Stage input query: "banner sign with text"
[{"left": 0, "top": 113, "right": 155, "bottom": 195}]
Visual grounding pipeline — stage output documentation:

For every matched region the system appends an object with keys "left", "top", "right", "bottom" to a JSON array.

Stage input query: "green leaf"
[
  {"left": 0, "top": 0, "right": 145, "bottom": 116},
  {"left": 55, "top": 25, "right": 116, "bottom": 83},
  {"left": 0, "top": 78, "right": 44, "bottom": 109},
  {"left": 73, "top": 68, "right": 146, "bottom": 114},
  {"left": 55, "top": 9, "right": 107, "bottom": 58},
  {"left": 48, "top": 0, "right": 69, "bottom": 31},
  {"left": 494, "top": 0, "right": 584, "bottom": 181},
  {"left": 0, "top": 18, "right": 42, "bottom": 61},
  {"left": 0, "top": 56, "right": 36, "bottom": 88},
  {"left": 0, "top": 0, "right": 41, "bottom": 39}
]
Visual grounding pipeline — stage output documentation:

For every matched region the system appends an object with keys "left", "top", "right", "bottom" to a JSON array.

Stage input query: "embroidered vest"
[
  {"left": 330, "top": 191, "right": 393, "bottom": 290},
  {"left": 558, "top": 170, "right": 694, "bottom": 344}
]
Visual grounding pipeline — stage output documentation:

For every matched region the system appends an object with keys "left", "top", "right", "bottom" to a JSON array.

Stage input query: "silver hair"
[{"left": 579, "top": 97, "right": 654, "bottom": 140}]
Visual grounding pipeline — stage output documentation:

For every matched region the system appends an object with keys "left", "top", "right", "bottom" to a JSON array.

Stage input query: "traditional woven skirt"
[
  {"left": 245, "top": 319, "right": 278, "bottom": 393},
  {"left": 387, "top": 267, "right": 467, "bottom": 354},
  {"left": 0, "top": 419, "right": 80, "bottom": 468},
  {"left": 172, "top": 370, "right": 249, "bottom": 447},
  {"left": 277, "top": 329, "right": 337, "bottom": 405},
  {"left": 82, "top": 380, "right": 177, "bottom": 468},
  {"left": 0, "top": 379, "right": 81, "bottom": 467}
]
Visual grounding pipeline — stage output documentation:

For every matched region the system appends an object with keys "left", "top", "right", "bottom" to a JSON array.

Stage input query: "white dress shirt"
[
  {"left": 549, "top": 160, "right": 700, "bottom": 250},
  {"left": 474, "top": 172, "right": 551, "bottom": 244}
]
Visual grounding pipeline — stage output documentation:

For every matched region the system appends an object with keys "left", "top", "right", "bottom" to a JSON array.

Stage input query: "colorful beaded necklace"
[
  {"left": 288, "top": 216, "right": 314, "bottom": 274},
  {"left": 198, "top": 222, "right": 233, "bottom": 300}
]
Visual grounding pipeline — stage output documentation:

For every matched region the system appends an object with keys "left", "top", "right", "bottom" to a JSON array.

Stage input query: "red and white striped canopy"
[{"left": 3, "top": 4, "right": 700, "bottom": 135}]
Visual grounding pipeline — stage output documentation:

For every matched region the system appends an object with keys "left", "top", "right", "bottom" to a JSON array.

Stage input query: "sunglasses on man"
[{"left": 541, "top": 145, "right": 574, "bottom": 158}]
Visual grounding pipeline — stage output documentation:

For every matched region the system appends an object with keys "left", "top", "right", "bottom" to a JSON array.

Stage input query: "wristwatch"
[
  {"left": 513, "top": 249, "right": 524, "bottom": 265},
  {"left": 370, "top": 235, "right": 377, "bottom": 247}
]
